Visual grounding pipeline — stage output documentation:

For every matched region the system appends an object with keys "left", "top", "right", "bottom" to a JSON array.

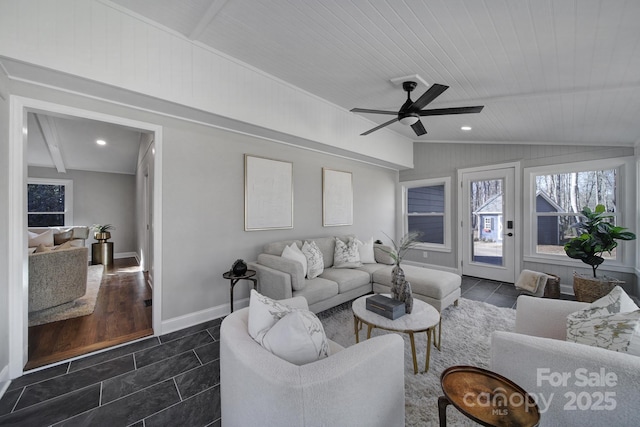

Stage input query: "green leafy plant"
[
  {"left": 91, "top": 224, "right": 115, "bottom": 233},
  {"left": 564, "top": 204, "right": 635, "bottom": 278},
  {"left": 379, "top": 231, "right": 423, "bottom": 265}
]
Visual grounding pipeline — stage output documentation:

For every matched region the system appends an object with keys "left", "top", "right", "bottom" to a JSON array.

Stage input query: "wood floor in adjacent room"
[{"left": 26, "top": 257, "right": 154, "bottom": 370}]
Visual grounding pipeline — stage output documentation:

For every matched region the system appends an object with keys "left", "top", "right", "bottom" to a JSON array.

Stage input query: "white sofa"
[
  {"left": 490, "top": 295, "right": 640, "bottom": 427},
  {"left": 220, "top": 296, "right": 405, "bottom": 427},
  {"left": 249, "top": 235, "right": 461, "bottom": 313}
]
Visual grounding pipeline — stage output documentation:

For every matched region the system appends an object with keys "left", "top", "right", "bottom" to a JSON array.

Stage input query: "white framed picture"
[
  {"left": 244, "top": 154, "right": 293, "bottom": 231},
  {"left": 322, "top": 168, "right": 353, "bottom": 227}
]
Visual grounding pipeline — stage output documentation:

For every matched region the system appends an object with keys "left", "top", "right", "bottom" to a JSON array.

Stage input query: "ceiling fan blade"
[
  {"left": 361, "top": 117, "right": 399, "bottom": 135},
  {"left": 411, "top": 120, "right": 427, "bottom": 136},
  {"left": 418, "top": 106, "right": 484, "bottom": 116},
  {"left": 411, "top": 84, "right": 449, "bottom": 110},
  {"left": 350, "top": 108, "right": 398, "bottom": 115}
]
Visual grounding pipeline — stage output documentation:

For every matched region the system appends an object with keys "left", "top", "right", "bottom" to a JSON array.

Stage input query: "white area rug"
[
  {"left": 320, "top": 297, "right": 516, "bottom": 426},
  {"left": 29, "top": 265, "right": 105, "bottom": 327}
]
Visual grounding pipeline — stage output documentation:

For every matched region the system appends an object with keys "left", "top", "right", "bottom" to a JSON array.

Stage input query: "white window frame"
[
  {"left": 401, "top": 176, "right": 451, "bottom": 252},
  {"left": 523, "top": 157, "right": 635, "bottom": 270},
  {"left": 27, "top": 177, "right": 74, "bottom": 227}
]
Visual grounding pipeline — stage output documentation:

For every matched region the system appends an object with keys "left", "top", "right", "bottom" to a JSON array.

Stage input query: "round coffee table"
[
  {"left": 438, "top": 365, "right": 540, "bottom": 427},
  {"left": 352, "top": 294, "right": 440, "bottom": 374}
]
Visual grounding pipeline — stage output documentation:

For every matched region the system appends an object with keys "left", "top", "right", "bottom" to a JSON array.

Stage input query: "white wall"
[
  {"left": 0, "top": 59, "right": 11, "bottom": 388},
  {"left": 28, "top": 166, "right": 137, "bottom": 255},
  {"left": 401, "top": 142, "right": 637, "bottom": 293}
]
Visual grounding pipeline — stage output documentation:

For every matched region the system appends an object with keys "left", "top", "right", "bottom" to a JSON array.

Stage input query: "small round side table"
[{"left": 223, "top": 269, "right": 257, "bottom": 312}]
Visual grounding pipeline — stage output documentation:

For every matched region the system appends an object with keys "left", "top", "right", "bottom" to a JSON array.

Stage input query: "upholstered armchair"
[
  {"left": 490, "top": 295, "right": 640, "bottom": 426},
  {"left": 220, "top": 296, "right": 405, "bottom": 427}
]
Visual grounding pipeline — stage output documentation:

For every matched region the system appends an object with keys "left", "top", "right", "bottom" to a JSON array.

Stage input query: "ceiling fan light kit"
[{"left": 351, "top": 81, "right": 484, "bottom": 136}]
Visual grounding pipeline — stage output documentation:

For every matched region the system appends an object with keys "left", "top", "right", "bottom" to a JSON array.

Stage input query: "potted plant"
[
  {"left": 563, "top": 204, "right": 636, "bottom": 302},
  {"left": 92, "top": 224, "right": 115, "bottom": 242}
]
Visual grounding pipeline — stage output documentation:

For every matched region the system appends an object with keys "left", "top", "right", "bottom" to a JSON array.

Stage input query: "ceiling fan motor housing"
[{"left": 398, "top": 81, "right": 419, "bottom": 124}]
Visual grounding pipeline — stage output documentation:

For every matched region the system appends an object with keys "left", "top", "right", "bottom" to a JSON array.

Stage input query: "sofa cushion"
[
  {"left": 293, "top": 277, "right": 339, "bottom": 306},
  {"left": 248, "top": 289, "right": 293, "bottom": 342},
  {"left": 302, "top": 241, "right": 324, "bottom": 279},
  {"left": 311, "top": 237, "right": 337, "bottom": 269},
  {"left": 333, "top": 237, "right": 362, "bottom": 268},
  {"left": 54, "top": 229, "right": 73, "bottom": 245},
  {"left": 262, "top": 309, "right": 329, "bottom": 365},
  {"left": 357, "top": 237, "right": 376, "bottom": 264},
  {"left": 282, "top": 242, "right": 308, "bottom": 280},
  {"left": 34, "top": 243, "right": 51, "bottom": 253},
  {"left": 28, "top": 229, "right": 54, "bottom": 248},
  {"left": 372, "top": 264, "right": 461, "bottom": 299},
  {"left": 319, "top": 268, "right": 370, "bottom": 293},
  {"left": 373, "top": 244, "right": 395, "bottom": 265}
]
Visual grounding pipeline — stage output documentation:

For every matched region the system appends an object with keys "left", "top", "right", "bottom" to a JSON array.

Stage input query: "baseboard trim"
[
  {"left": 402, "top": 260, "right": 459, "bottom": 275},
  {"left": 0, "top": 364, "right": 10, "bottom": 399},
  {"left": 161, "top": 298, "right": 248, "bottom": 335}
]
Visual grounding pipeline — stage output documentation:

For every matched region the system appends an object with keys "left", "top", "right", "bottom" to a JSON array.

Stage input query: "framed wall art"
[
  {"left": 244, "top": 154, "right": 293, "bottom": 231},
  {"left": 322, "top": 168, "right": 353, "bottom": 227}
]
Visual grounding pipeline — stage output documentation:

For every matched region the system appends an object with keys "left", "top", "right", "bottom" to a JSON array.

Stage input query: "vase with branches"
[{"left": 379, "top": 231, "right": 423, "bottom": 313}]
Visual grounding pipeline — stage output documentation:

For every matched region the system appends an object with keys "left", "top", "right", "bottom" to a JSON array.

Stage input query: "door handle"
[{"left": 504, "top": 233, "right": 513, "bottom": 237}]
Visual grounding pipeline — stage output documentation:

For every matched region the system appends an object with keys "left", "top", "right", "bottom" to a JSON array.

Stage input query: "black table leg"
[{"left": 438, "top": 396, "right": 451, "bottom": 427}]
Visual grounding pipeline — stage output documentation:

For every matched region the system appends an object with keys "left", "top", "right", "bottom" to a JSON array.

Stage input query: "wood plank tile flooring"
[
  {"left": 26, "top": 258, "right": 153, "bottom": 370},
  {"left": 1, "top": 276, "right": 571, "bottom": 426}
]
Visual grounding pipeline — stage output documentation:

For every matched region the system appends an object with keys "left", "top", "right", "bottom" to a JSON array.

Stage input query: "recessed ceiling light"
[
  {"left": 96, "top": 139, "right": 107, "bottom": 145},
  {"left": 461, "top": 126, "right": 472, "bottom": 131}
]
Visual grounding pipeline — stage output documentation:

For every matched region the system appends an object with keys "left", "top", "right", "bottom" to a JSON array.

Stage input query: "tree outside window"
[
  {"left": 27, "top": 179, "right": 73, "bottom": 227},
  {"left": 534, "top": 169, "right": 617, "bottom": 258}
]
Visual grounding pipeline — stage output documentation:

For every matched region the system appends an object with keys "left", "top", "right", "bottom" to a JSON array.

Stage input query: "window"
[
  {"left": 524, "top": 157, "right": 633, "bottom": 264},
  {"left": 27, "top": 178, "right": 73, "bottom": 227},
  {"left": 483, "top": 217, "right": 493, "bottom": 231},
  {"left": 402, "top": 177, "right": 451, "bottom": 251}
]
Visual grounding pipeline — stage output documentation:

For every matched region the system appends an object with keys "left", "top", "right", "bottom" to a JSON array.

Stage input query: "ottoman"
[{"left": 372, "top": 264, "right": 461, "bottom": 312}]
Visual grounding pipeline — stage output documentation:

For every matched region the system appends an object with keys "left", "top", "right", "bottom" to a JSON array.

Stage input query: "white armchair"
[
  {"left": 490, "top": 295, "right": 640, "bottom": 427},
  {"left": 220, "top": 296, "right": 405, "bottom": 427}
]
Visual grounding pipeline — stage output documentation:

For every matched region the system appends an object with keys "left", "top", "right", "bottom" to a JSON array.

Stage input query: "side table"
[
  {"left": 438, "top": 365, "right": 540, "bottom": 427},
  {"left": 92, "top": 241, "right": 114, "bottom": 266},
  {"left": 223, "top": 269, "right": 258, "bottom": 312}
]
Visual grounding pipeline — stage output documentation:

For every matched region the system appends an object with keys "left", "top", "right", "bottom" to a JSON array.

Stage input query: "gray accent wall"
[
  {"left": 10, "top": 79, "right": 397, "bottom": 324},
  {"left": 401, "top": 142, "right": 637, "bottom": 294},
  {"left": 28, "top": 167, "right": 137, "bottom": 255}
]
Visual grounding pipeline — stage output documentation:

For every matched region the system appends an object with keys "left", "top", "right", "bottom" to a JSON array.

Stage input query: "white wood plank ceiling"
[{"left": 106, "top": 0, "right": 640, "bottom": 145}]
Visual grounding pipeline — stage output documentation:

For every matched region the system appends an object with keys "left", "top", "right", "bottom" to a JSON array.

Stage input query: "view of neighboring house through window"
[
  {"left": 403, "top": 177, "right": 450, "bottom": 249},
  {"left": 534, "top": 168, "right": 618, "bottom": 259},
  {"left": 27, "top": 178, "right": 73, "bottom": 227}
]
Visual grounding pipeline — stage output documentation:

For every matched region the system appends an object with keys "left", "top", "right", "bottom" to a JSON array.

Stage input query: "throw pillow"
[
  {"left": 302, "top": 241, "right": 324, "bottom": 279},
  {"left": 28, "top": 229, "right": 54, "bottom": 248},
  {"left": 53, "top": 229, "right": 73, "bottom": 246},
  {"left": 247, "top": 289, "right": 293, "bottom": 343},
  {"left": 33, "top": 243, "right": 51, "bottom": 253},
  {"left": 567, "top": 309, "right": 640, "bottom": 356},
  {"left": 281, "top": 242, "right": 308, "bottom": 278},
  {"left": 54, "top": 241, "right": 73, "bottom": 250},
  {"left": 570, "top": 286, "right": 638, "bottom": 320},
  {"left": 261, "top": 309, "right": 330, "bottom": 365},
  {"left": 333, "top": 237, "right": 362, "bottom": 268},
  {"left": 356, "top": 237, "right": 376, "bottom": 264}
]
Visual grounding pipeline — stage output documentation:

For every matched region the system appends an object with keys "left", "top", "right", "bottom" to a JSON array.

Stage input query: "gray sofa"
[
  {"left": 29, "top": 246, "right": 89, "bottom": 312},
  {"left": 250, "top": 235, "right": 461, "bottom": 313}
]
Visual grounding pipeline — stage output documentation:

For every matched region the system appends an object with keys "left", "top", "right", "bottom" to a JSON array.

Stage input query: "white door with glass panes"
[{"left": 460, "top": 167, "right": 516, "bottom": 282}]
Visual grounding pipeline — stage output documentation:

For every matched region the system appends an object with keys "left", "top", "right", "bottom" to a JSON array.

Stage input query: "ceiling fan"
[{"left": 350, "top": 81, "right": 484, "bottom": 136}]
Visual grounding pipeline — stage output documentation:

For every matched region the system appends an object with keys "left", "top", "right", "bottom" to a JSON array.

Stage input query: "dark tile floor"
[{"left": 0, "top": 277, "right": 565, "bottom": 426}]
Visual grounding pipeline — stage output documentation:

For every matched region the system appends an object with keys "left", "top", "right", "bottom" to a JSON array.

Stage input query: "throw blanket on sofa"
[{"left": 515, "top": 270, "right": 548, "bottom": 295}]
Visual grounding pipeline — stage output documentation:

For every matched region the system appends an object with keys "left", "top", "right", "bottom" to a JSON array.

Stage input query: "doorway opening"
[{"left": 9, "top": 96, "right": 163, "bottom": 377}]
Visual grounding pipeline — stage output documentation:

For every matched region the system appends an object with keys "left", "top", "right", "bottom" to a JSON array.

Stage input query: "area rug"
[
  {"left": 28, "top": 265, "right": 105, "bottom": 327},
  {"left": 320, "top": 297, "right": 516, "bottom": 426}
]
